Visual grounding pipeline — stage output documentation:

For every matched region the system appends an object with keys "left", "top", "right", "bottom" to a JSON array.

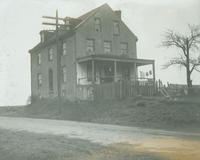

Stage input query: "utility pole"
[
  {"left": 42, "top": 10, "right": 68, "bottom": 99},
  {"left": 42, "top": 10, "right": 69, "bottom": 114}
]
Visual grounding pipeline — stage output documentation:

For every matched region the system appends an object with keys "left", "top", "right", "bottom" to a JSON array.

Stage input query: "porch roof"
[{"left": 76, "top": 55, "right": 154, "bottom": 66}]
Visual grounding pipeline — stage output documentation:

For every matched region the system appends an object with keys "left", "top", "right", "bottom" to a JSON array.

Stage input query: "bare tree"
[{"left": 162, "top": 25, "right": 200, "bottom": 88}]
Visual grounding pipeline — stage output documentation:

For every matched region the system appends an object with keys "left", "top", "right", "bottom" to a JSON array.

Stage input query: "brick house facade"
[{"left": 29, "top": 4, "right": 155, "bottom": 100}]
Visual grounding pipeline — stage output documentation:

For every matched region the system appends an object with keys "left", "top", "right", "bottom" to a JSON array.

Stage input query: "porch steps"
[{"left": 159, "top": 87, "right": 170, "bottom": 98}]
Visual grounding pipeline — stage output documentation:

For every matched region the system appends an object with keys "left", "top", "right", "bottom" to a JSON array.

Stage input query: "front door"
[
  {"left": 99, "top": 64, "right": 114, "bottom": 83},
  {"left": 122, "top": 65, "right": 130, "bottom": 80}
]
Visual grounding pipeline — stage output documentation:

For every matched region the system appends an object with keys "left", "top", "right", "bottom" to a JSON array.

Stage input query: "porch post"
[
  {"left": 152, "top": 61, "right": 155, "bottom": 82},
  {"left": 92, "top": 60, "right": 95, "bottom": 84},
  {"left": 134, "top": 62, "right": 137, "bottom": 82},
  {"left": 114, "top": 61, "right": 117, "bottom": 82}
]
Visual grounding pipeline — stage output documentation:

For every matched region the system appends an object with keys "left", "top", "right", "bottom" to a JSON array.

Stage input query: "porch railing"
[
  {"left": 77, "top": 79, "right": 157, "bottom": 100},
  {"left": 78, "top": 75, "right": 154, "bottom": 85}
]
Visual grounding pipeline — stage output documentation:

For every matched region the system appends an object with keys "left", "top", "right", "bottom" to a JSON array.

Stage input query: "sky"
[{"left": 0, "top": 0, "right": 200, "bottom": 106}]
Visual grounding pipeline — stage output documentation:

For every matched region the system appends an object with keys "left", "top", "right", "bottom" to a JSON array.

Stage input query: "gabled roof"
[
  {"left": 78, "top": 3, "right": 108, "bottom": 20},
  {"left": 29, "top": 3, "right": 138, "bottom": 53},
  {"left": 29, "top": 3, "right": 110, "bottom": 53}
]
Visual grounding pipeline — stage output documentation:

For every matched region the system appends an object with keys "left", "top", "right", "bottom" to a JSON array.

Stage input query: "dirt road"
[
  {"left": 0, "top": 116, "right": 199, "bottom": 145},
  {"left": 1, "top": 116, "right": 200, "bottom": 160}
]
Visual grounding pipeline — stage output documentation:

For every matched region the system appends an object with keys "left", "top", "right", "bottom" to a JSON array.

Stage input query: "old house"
[{"left": 29, "top": 4, "right": 155, "bottom": 100}]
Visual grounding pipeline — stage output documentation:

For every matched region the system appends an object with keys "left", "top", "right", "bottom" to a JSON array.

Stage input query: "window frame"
[
  {"left": 86, "top": 39, "right": 95, "bottom": 54},
  {"left": 120, "top": 42, "right": 128, "bottom": 55},
  {"left": 103, "top": 41, "right": 112, "bottom": 54},
  {"left": 37, "top": 73, "right": 42, "bottom": 89},
  {"left": 37, "top": 53, "right": 41, "bottom": 65},
  {"left": 94, "top": 17, "right": 101, "bottom": 32},
  {"left": 62, "top": 42, "right": 67, "bottom": 56},
  {"left": 48, "top": 69, "right": 54, "bottom": 92},
  {"left": 48, "top": 48, "right": 53, "bottom": 61},
  {"left": 113, "top": 21, "right": 120, "bottom": 36}
]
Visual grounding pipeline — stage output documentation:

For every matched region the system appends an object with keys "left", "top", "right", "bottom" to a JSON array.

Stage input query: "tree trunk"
[
  {"left": 186, "top": 39, "right": 192, "bottom": 88},
  {"left": 186, "top": 65, "right": 192, "bottom": 87}
]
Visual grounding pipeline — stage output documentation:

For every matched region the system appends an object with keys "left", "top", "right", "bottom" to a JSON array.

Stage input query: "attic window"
[
  {"left": 37, "top": 53, "right": 41, "bottom": 65},
  {"left": 113, "top": 21, "right": 120, "bottom": 35},
  {"left": 95, "top": 18, "right": 101, "bottom": 32}
]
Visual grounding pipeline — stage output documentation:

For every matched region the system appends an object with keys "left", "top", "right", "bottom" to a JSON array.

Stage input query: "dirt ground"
[
  {"left": 0, "top": 129, "right": 166, "bottom": 160},
  {"left": 0, "top": 96, "right": 199, "bottom": 132}
]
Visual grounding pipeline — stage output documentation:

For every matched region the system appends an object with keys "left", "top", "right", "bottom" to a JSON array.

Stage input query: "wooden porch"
[
  {"left": 76, "top": 54, "right": 155, "bottom": 85},
  {"left": 76, "top": 55, "right": 156, "bottom": 100}
]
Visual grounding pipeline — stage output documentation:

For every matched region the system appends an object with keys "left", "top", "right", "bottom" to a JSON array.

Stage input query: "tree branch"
[{"left": 162, "top": 58, "right": 187, "bottom": 69}]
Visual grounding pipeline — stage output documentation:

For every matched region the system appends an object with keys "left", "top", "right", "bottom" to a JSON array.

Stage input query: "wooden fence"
[{"left": 77, "top": 80, "right": 157, "bottom": 100}]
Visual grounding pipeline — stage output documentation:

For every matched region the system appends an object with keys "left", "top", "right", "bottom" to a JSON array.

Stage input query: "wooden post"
[
  {"left": 42, "top": 10, "right": 68, "bottom": 99},
  {"left": 114, "top": 61, "right": 117, "bottom": 82},
  {"left": 91, "top": 60, "right": 95, "bottom": 100},
  {"left": 92, "top": 60, "right": 95, "bottom": 84},
  {"left": 134, "top": 62, "right": 137, "bottom": 82},
  {"left": 152, "top": 61, "right": 155, "bottom": 83},
  {"left": 152, "top": 61, "right": 156, "bottom": 94},
  {"left": 55, "top": 10, "right": 61, "bottom": 99}
]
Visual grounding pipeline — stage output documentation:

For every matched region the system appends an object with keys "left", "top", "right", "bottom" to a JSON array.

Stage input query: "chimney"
[
  {"left": 115, "top": 10, "right": 121, "bottom": 19},
  {"left": 40, "top": 30, "right": 54, "bottom": 43}
]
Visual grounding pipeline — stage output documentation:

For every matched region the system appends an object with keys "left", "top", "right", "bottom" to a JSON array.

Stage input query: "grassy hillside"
[{"left": 0, "top": 96, "right": 200, "bottom": 132}]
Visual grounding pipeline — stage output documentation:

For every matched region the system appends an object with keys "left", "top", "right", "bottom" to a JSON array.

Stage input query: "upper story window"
[
  {"left": 48, "top": 48, "right": 53, "bottom": 61},
  {"left": 37, "top": 53, "right": 41, "bottom": 65},
  {"left": 95, "top": 18, "right": 101, "bottom": 32},
  {"left": 37, "top": 73, "right": 42, "bottom": 88},
  {"left": 120, "top": 42, "right": 128, "bottom": 54},
  {"left": 104, "top": 41, "right": 112, "bottom": 54},
  {"left": 62, "top": 66, "right": 67, "bottom": 82},
  {"left": 86, "top": 39, "right": 95, "bottom": 53},
  {"left": 62, "top": 42, "right": 67, "bottom": 56},
  {"left": 113, "top": 21, "right": 120, "bottom": 35}
]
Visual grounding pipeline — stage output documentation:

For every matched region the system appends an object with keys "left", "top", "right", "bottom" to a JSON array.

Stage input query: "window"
[
  {"left": 37, "top": 73, "right": 42, "bottom": 88},
  {"left": 48, "top": 48, "right": 53, "bottom": 61},
  {"left": 113, "top": 21, "right": 120, "bottom": 35},
  {"left": 62, "top": 42, "right": 67, "bottom": 55},
  {"left": 62, "top": 66, "right": 67, "bottom": 82},
  {"left": 104, "top": 41, "right": 112, "bottom": 54},
  {"left": 49, "top": 69, "right": 53, "bottom": 91},
  {"left": 95, "top": 18, "right": 101, "bottom": 32},
  {"left": 86, "top": 39, "right": 95, "bottom": 53},
  {"left": 120, "top": 42, "right": 128, "bottom": 54},
  {"left": 37, "top": 53, "right": 41, "bottom": 65}
]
